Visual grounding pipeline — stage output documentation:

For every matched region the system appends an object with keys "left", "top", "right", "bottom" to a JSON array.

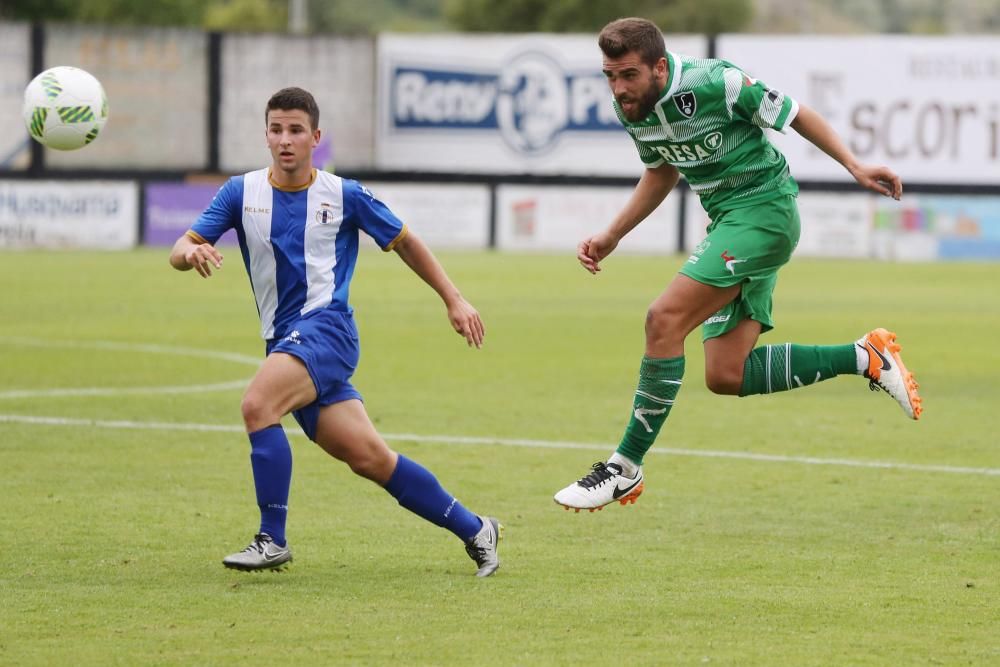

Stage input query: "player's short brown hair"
[
  {"left": 266, "top": 87, "right": 320, "bottom": 130},
  {"left": 598, "top": 18, "right": 665, "bottom": 68}
]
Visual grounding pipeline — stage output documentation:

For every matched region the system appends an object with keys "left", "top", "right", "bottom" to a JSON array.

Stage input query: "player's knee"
[
  {"left": 241, "top": 391, "right": 277, "bottom": 431},
  {"left": 345, "top": 441, "right": 395, "bottom": 483},
  {"left": 705, "top": 369, "right": 742, "bottom": 395},
  {"left": 645, "top": 303, "right": 680, "bottom": 340}
]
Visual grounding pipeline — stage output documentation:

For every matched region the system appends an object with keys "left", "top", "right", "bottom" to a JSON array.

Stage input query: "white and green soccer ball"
[{"left": 23, "top": 66, "right": 109, "bottom": 151}]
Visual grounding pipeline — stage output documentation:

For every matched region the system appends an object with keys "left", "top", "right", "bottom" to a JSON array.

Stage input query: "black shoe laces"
[
  {"left": 465, "top": 528, "right": 492, "bottom": 565},
  {"left": 465, "top": 541, "right": 487, "bottom": 565},
  {"left": 245, "top": 533, "right": 272, "bottom": 554},
  {"left": 576, "top": 462, "right": 621, "bottom": 489}
]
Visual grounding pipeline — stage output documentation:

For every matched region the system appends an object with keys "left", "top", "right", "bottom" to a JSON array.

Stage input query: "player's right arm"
[
  {"left": 169, "top": 233, "right": 223, "bottom": 277},
  {"left": 578, "top": 163, "right": 680, "bottom": 274},
  {"left": 168, "top": 177, "right": 242, "bottom": 278}
]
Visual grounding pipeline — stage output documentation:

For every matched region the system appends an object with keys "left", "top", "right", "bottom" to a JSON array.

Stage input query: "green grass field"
[{"left": 1, "top": 248, "right": 997, "bottom": 666}]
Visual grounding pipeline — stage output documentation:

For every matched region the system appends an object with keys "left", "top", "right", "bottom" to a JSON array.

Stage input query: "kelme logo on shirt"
[{"left": 672, "top": 91, "right": 697, "bottom": 118}]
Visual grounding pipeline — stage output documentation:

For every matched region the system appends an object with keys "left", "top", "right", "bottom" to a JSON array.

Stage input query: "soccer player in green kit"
[{"left": 554, "top": 17, "right": 923, "bottom": 511}]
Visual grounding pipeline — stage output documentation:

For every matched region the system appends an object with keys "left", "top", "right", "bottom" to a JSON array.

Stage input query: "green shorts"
[{"left": 680, "top": 195, "right": 801, "bottom": 341}]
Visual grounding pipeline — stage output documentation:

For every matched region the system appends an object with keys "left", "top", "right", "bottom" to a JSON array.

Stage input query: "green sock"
[
  {"left": 739, "top": 343, "right": 857, "bottom": 396},
  {"left": 616, "top": 355, "right": 685, "bottom": 466}
]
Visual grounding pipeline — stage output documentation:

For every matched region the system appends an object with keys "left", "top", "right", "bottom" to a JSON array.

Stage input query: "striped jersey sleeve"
[{"left": 728, "top": 69, "right": 799, "bottom": 134}]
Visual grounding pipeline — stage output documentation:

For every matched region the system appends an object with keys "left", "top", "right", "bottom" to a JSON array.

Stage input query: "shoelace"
[
  {"left": 465, "top": 541, "right": 487, "bottom": 564},
  {"left": 576, "top": 462, "right": 618, "bottom": 489},
  {"left": 243, "top": 533, "right": 271, "bottom": 554},
  {"left": 465, "top": 531, "right": 492, "bottom": 564}
]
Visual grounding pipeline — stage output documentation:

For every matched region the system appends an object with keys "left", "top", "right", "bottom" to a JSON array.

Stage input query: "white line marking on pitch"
[
  {"left": 0, "top": 337, "right": 257, "bottom": 398},
  {"left": 0, "top": 380, "right": 249, "bottom": 399},
  {"left": 0, "top": 337, "right": 261, "bottom": 366},
  {"left": 1, "top": 413, "right": 997, "bottom": 478}
]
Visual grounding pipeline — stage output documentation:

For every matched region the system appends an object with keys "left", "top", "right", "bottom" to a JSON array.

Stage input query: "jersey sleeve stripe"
[
  {"left": 185, "top": 230, "right": 209, "bottom": 245},
  {"left": 723, "top": 68, "right": 743, "bottom": 118},
  {"left": 384, "top": 224, "right": 409, "bottom": 252},
  {"left": 774, "top": 98, "right": 800, "bottom": 134}
]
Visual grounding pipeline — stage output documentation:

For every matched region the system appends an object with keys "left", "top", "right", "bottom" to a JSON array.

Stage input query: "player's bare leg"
[
  {"left": 704, "top": 318, "right": 763, "bottom": 395},
  {"left": 555, "top": 277, "right": 741, "bottom": 511}
]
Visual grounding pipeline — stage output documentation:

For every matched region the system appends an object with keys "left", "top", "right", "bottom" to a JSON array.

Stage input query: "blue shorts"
[{"left": 265, "top": 308, "right": 362, "bottom": 441}]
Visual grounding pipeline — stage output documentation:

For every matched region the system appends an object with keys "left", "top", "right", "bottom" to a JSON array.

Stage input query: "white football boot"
[
  {"left": 857, "top": 328, "right": 923, "bottom": 420},
  {"left": 222, "top": 533, "right": 292, "bottom": 571},
  {"left": 553, "top": 462, "right": 644, "bottom": 512}
]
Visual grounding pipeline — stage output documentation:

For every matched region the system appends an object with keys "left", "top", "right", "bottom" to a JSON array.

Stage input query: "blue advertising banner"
[{"left": 377, "top": 33, "right": 707, "bottom": 175}]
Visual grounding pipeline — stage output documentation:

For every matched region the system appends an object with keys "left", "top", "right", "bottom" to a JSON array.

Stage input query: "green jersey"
[{"left": 617, "top": 52, "right": 800, "bottom": 218}]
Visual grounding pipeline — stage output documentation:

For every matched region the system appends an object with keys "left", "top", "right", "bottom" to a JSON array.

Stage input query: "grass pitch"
[{"left": 1, "top": 248, "right": 997, "bottom": 665}]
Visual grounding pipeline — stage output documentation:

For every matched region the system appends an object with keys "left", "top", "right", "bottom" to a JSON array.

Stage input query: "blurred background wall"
[{"left": 1, "top": 0, "right": 998, "bottom": 259}]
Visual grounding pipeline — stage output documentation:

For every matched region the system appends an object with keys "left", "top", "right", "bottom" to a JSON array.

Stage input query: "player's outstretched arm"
[
  {"left": 578, "top": 164, "right": 679, "bottom": 274},
  {"left": 790, "top": 104, "right": 902, "bottom": 200},
  {"left": 393, "top": 231, "right": 484, "bottom": 349},
  {"left": 169, "top": 234, "right": 223, "bottom": 278}
]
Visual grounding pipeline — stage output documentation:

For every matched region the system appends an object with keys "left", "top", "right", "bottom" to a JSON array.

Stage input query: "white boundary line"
[
  {"left": 1, "top": 413, "right": 997, "bottom": 478},
  {"left": 0, "top": 337, "right": 261, "bottom": 366},
  {"left": 0, "top": 337, "right": 257, "bottom": 398},
  {"left": 0, "top": 380, "right": 249, "bottom": 399}
]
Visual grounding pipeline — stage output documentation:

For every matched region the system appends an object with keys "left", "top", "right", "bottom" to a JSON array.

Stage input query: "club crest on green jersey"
[{"left": 672, "top": 91, "right": 697, "bottom": 118}]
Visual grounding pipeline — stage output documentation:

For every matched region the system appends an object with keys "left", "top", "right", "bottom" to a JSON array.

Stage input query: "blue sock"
[
  {"left": 384, "top": 454, "right": 483, "bottom": 542},
  {"left": 248, "top": 425, "right": 292, "bottom": 547}
]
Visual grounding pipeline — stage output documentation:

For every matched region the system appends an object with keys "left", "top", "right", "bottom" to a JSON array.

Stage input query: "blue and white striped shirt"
[{"left": 189, "top": 168, "right": 406, "bottom": 340}]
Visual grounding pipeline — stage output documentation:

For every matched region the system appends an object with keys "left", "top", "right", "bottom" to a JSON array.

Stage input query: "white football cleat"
[
  {"left": 222, "top": 533, "right": 292, "bottom": 571},
  {"left": 553, "top": 462, "right": 644, "bottom": 512},
  {"left": 857, "top": 328, "right": 922, "bottom": 420}
]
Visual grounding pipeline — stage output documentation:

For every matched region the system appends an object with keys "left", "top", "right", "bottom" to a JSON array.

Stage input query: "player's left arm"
[
  {"left": 393, "top": 231, "right": 485, "bottom": 349},
  {"left": 791, "top": 104, "right": 902, "bottom": 200}
]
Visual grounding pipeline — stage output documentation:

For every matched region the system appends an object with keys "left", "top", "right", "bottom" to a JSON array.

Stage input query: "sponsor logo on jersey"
[
  {"left": 388, "top": 48, "right": 621, "bottom": 155},
  {"left": 672, "top": 91, "right": 697, "bottom": 118},
  {"left": 244, "top": 206, "right": 271, "bottom": 214},
  {"left": 687, "top": 238, "right": 710, "bottom": 263},
  {"left": 652, "top": 130, "right": 724, "bottom": 164},
  {"left": 704, "top": 313, "right": 731, "bottom": 325}
]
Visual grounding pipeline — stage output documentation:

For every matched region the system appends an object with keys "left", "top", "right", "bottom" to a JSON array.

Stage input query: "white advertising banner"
[
  {"left": 221, "top": 35, "right": 375, "bottom": 172},
  {"left": 683, "top": 190, "right": 873, "bottom": 259},
  {"left": 377, "top": 33, "right": 707, "bottom": 176},
  {"left": 0, "top": 180, "right": 138, "bottom": 249},
  {"left": 716, "top": 35, "right": 1000, "bottom": 185},
  {"left": 497, "top": 185, "right": 679, "bottom": 252},
  {"left": 0, "top": 22, "right": 30, "bottom": 172},
  {"left": 365, "top": 182, "right": 490, "bottom": 249}
]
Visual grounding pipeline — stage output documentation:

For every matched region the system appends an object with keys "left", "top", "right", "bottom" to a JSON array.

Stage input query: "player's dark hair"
[
  {"left": 598, "top": 17, "right": 665, "bottom": 68},
  {"left": 266, "top": 87, "right": 320, "bottom": 130}
]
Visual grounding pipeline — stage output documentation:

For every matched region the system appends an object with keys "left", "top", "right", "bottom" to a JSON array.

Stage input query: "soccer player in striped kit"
[
  {"left": 554, "top": 18, "right": 923, "bottom": 512},
  {"left": 170, "top": 87, "right": 501, "bottom": 576}
]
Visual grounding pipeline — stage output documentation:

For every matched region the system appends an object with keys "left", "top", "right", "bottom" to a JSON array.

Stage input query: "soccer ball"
[{"left": 23, "top": 66, "right": 109, "bottom": 151}]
